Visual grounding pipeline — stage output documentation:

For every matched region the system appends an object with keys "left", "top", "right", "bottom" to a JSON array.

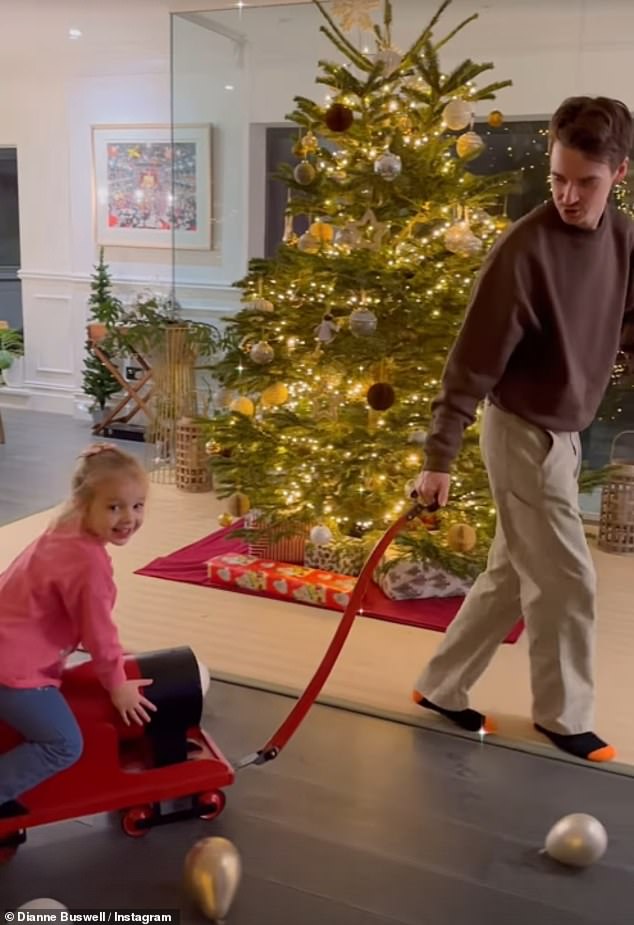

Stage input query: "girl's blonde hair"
[{"left": 54, "top": 443, "right": 147, "bottom": 526}]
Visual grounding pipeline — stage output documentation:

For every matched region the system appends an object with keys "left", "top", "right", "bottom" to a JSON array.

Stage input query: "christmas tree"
[
  {"left": 82, "top": 249, "right": 122, "bottom": 411},
  {"left": 205, "top": 0, "right": 523, "bottom": 578}
]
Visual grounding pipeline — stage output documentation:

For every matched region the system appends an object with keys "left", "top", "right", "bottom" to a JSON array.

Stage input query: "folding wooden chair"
[{"left": 87, "top": 325, "right": 155, "bottom": 435}]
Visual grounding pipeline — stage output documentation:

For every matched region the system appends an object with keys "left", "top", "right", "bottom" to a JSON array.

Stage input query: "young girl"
[{"left": 0, "top": 443, "right": 157, "bottom": 818}]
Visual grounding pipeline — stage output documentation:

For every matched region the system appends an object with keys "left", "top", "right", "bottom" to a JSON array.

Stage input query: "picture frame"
[{"left": 91, "top": 124, "right": 212, "bottom": 250}]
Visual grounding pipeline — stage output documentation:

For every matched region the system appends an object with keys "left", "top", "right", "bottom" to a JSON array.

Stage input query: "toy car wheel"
[
  {"left": 197, "top": 789, "right": 226, "bottom": 821},
  {"left": 121, "top": 805, "right": 154, "bottom": 838}
]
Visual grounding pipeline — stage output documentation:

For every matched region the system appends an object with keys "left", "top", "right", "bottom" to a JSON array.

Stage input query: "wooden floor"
[
  {"left": 1, "top": 408, "right": 634, "bottom": 922},
  {"left": 0, "top": 407, "right": 633, "bottom": 770},
  {"left": 3, "top": 683, "right": 634, "bottom": 924}
]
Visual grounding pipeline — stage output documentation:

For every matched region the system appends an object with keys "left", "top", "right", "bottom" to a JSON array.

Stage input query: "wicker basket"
[
  {"left": 175, "top": 416, "right": 212, "bottom": 493},
  {"left": 598, "top": 431, "right": 634, "bottom": 555}
]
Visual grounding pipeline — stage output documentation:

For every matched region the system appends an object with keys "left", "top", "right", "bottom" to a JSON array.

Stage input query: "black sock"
[
  {"left": 0, "top": 799, "right": 28, "bottom": 819},
  {"left": 534, "top": 725, "right": 615, "bottom": 762},
  {"left": 414, "top": 694, "right": 487, "bottom": 733}
]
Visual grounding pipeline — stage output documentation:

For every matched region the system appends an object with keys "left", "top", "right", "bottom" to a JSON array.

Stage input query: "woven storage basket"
[
  {"left": 175, "top": 417, "right": 212, "bottom": 493},
  {"left": 598, "top": 431, "right": 634, "bottom": 555}
]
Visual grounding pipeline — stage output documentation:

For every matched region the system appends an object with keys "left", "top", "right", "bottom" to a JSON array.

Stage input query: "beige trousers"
[{"left": 416, "top": 401, "right": 596, "bottom": 734}]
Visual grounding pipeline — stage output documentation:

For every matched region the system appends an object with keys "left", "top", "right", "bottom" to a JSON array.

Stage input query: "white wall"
[{"left": 2, "top": 0, "right": 634, "bottom": 414}]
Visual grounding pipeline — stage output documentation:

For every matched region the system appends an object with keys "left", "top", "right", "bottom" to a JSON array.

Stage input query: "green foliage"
[
  {"left": 83, "top": 250, "right": 122, "bottom": 409},
  {"left": 110, "top": 291, "right": 222, "bottom": 360},
  {"left": 88, "top": 247, "right": 125, "bottom": 327},
  {"left": 0, "top": 327, "right": 23, "bottom": 359}
]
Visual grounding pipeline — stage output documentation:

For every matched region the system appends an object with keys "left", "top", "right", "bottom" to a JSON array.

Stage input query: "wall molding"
[{"left": 19, "top": 269, "right": 239, "bottom": 295}]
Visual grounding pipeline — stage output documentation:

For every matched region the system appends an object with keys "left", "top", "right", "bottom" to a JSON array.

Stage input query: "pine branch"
[
  {"left": 400, "top": 0, "right": 453, "bottom": 69},
  {"left": 440, "top": 60, "right": 494, "bottom": 96},
  {"left": 433, "top": 13, "right": 478, "bottom": 52},
  {"left": 384, "top": 0, "right": 393, "bottom": 47},
  {"left": 312, "top": 1, "right": 372, "bottom": 70},
  {"left": 468, "top": 79, "right": 513, "bottom": 101}
]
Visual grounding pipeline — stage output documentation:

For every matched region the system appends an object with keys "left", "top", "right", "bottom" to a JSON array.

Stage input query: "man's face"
[{"left": 550, "top": 140, "right": 628, "bottom": 230}]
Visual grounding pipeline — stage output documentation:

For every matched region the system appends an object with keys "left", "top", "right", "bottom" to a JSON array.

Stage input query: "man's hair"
[{"left": 549, "top": 96, "right": 633, "bottom": 170}]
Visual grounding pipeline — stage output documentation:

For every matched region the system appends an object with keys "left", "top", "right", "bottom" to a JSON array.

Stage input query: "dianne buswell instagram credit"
[{"left": 5, "top": 912, "right": 179, "bottom": 924}]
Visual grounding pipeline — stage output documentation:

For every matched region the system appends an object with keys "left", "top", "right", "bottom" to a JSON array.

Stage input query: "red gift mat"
[{"left": 135, "top": 522, "right": 523, "bottom": 643}]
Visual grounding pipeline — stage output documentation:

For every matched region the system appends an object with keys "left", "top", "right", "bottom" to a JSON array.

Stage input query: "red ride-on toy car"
[
  {"left": 0, "top": 496, "right": 436, "bottom": 866},
  {"left": 0, "top": 646, "right": 234, "bottom": 863}
]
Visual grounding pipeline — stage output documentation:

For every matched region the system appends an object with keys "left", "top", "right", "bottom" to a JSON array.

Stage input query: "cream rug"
[{"left": 2, "top": 481, "right": 633, "bottom": 774}]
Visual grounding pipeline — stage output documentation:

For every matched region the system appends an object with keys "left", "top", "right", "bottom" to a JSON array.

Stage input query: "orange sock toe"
[{"left": 588, "top": 745, "right": 616, "bottom": 763}]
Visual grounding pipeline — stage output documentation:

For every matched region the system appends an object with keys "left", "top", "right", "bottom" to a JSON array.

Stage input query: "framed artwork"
[{"left": 92, "top": 124, "right": 212, "bottom": 249}]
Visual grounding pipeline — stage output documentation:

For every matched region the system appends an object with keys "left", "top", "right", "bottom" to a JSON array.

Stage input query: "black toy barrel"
[{"left": 127, "top": 646, "right": 208, "bottom": 767}]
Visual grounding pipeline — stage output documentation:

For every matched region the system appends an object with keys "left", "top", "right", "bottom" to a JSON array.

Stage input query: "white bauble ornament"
[
  {"left": 444, "top": 221, "right": 482, "bottom": 257},
  {"left": 245, "top": 297, "right": 274, "bottom": 313},
  {"left": 335, "top": 225, "right": 361, "bottom": 249},
  {"left": 250, "top": 341, "right": 274, "bottom": 365},
  {"left": 371, "top": 47, "right": 402, "bottom": 75},
  {"left": 442, "top": 98, "right": 473, "bottom": 131},
  {"left": 310, "top": 525, "right": 333, "bottom": 545},
  {"left": 349, "top": 307, "right": 378, "bottom": 337},
  {"left": 373, "top": 151, "right": 402, "bottom": 181},
  {"left": 544, "top": 813, "right": 608, "bottom": 868}
]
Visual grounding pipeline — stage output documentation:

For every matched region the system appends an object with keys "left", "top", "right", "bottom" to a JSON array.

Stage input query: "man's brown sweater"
[{"left": 424, "top": 201, "right": 634, "bottom": 473}]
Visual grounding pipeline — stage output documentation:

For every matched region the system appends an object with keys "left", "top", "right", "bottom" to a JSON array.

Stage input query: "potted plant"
[
  {"left": 82, "top": 249, "right": 123, "bottom": 420},
  {"left": 0, "top": 327, "right": 24, "bottom": 386}
]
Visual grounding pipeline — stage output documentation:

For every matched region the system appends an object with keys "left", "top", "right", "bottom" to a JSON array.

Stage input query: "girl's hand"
[{"left": 110, "top": 678, "right": 157, "bottom": 726}]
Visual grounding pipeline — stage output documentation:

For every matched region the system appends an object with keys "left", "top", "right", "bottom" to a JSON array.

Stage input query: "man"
[{"left": 414, "top": 96, "right": 634, "bottom": 763}]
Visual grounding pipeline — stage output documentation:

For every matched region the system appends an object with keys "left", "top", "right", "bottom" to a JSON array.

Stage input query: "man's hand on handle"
[{"left": 414, "top": 470, "right": 451, "bottom": 508}]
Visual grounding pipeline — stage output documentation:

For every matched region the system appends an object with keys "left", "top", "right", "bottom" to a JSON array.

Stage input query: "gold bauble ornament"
[
  {"left": 297, "top": 231, "right": 321, "bottom": 253},
  {"left": 447, "top": 523, "right": 477, "bottom": 553},
  {"left": 456, "top": 130, "right": 485, "bottom": 160},
  {"left": 218, "top": 512, "right": 236, "bottom": 528},
  {"left": 309, "top": 221, "right": 334, "bottom": 243},
  {"left": 230, "top": 396, "right": 255, "bottom": 417},
  {"left": 183, "top": 836, "right": 242, "bottom": 921},
  {"left": 205, "top": 439, "right": 221, "bottom": 457},
  {"left": 442, "top": 98, "right": 473, "bottom": 132},
  {"left": 227, "top": 492, "right": 251, "bottom": 517},
  {"left": 488, "top": 109, "right": 504, "bottom": 128},
  {"left": 395, "top": 113, "right": 412, "bottom": 133},
  {"left": 261, "top": 382, "right": 289, "bottom": 408},
  {"left": 301, "top": 130, "right": 319, "bottom": 153},
  {"left": 293, "top": 160, "right": 316, "bottom": 185}
]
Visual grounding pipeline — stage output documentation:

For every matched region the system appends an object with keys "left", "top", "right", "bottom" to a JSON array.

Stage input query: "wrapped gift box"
[
  {"left": 207, "top": 553, "right": 356, "bottom": 609},
  {"left": 304, "top": 536, "right": 372, "bottom": 576},
  {"left": 374, "top": 552, "right": 474, "bottom": 600}
]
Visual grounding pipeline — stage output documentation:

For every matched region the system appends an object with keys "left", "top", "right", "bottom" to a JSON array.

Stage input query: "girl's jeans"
[{"left": 0, "top": 686, "right": 83, "bottom": 804}]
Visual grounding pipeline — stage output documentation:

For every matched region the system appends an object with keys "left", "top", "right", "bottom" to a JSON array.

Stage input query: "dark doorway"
[{"left": 0, "top": 148, "right": 22, "bottom": 329}]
